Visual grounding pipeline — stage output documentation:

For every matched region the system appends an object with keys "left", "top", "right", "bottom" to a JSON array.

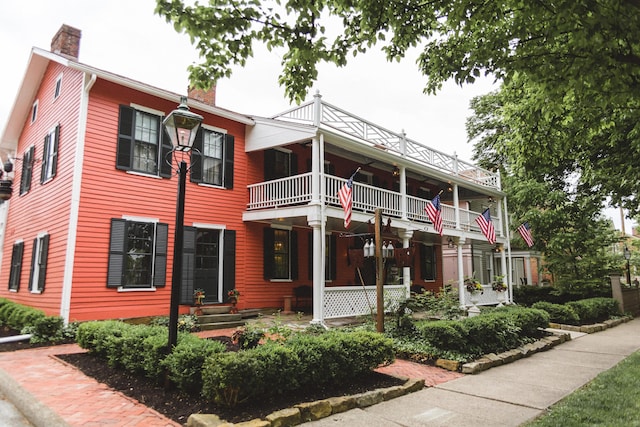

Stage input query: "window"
[
  {"left": 420, "top": 245, "right": 437, "bottom": 281},
  {"left": 180, "top": 227, "right": 236, "bottom": 304},
  {"left": 8, "top": 242, "right": 24, "bottom": 291},
  {"left": 19, "top": 146, "right": 35, "bottom": 195},
  {"left": 116, "top": 105, "right": 173, "bottom": 177},
  {"left": 54, "top": 73, "right": 63, "bottom": 99},
  {"left": 29, "top": 234, "right": 50, "bottom": 293},
  {"left": 107, "top": 218, "right": 168, "bottom": 289},
  {"left": 41, "top": 125, "right": 59, "bottom": 183},
  {"left": 264, "top": 227, "right": 298, "bottom": 280},
  {"left": 264, "top": 149, "right": 297, "bottom": 181},
  {"left": 31, "top": 100, "right": 38, "bottom": 123},
  {"left": 191, "top": 127, "right": 235, "bottom": 188}
]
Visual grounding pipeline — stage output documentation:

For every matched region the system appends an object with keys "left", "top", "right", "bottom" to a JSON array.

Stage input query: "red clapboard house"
[{"left": 0, "top": 25, "right": 513, "bottom": 326}]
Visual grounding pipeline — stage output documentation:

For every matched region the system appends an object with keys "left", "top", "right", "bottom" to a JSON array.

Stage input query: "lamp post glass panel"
[
  {"left": 624, "top": 246, "right": 632, "bottom": 285},
  {"left": 163, "top": 96, "right": 203, "bottom": 352}
]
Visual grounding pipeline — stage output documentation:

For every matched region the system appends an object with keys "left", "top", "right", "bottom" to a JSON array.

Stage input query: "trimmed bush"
[
  {"left": 532, "top": 301, "right": 580, "bottom": 325},
  {"left": 76, "top": 320, "right": 131, "bottom": 356},
  {"left": 465, "top": 312, "right": 522, "bottom": 354},
  {"left": 162, "top": 335, "right": 226, "bottom": 393},
  {"left": 415, "top": 319, "right": 468, "bottom": 351},
  {"left": 566, "top": 298, "right": 621, "bottom": 324}
]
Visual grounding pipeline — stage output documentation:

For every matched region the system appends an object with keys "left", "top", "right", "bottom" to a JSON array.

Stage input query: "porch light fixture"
[
  {"left": 624, "top": 246, "right": 632, "bottom": 285},
  {"left": 448, "top": 237, "right": 455, "bottom": 249},
  {"left": 392, "top": 166, "right": 400, "bottom": 177},
  {"left": 164, "top": 96, "right": 203, "bottom": 353}
]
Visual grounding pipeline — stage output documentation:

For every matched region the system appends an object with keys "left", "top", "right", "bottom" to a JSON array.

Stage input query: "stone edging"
[
  {"left": 459, "top": 316, "right": 632, "bottom": 375},
  {"left": 187, "top": 377, "right": 425, "bottom": 427}
]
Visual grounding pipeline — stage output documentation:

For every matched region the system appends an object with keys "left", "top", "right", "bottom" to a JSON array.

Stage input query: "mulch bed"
[{"left": 1, "top": 328, "right": 404, "bottom": 424}]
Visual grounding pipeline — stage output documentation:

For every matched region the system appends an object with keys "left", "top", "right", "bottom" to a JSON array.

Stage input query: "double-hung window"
[
  {"left": 41, "top": 125, "right": 60, "bottom": 183},
  {"left": 264, "top": 148, "right": 297, "bottom": 181},
  {"left": 29, "top": 234, "right": 50, "bottom": 293},
  {"left": 191, "top": 127, "right": 235, "bottom": 188},
  {"left": 8, "top": 242, "right": 24, "bottom": 291},
  {"left": 116, "top": 105, "right": 173, "bottom": 177},
  {"left": 264, "top": 227, "right": 298, "bottom": 281},
  {"left": 19, "top": 146, "right": 35, "bottom": 195},
  {"left": 107, "top": 218, "right": 168, "bottom": 289},
  {"left": 420, "top": 245, "right": 437, "bottom": 281}
]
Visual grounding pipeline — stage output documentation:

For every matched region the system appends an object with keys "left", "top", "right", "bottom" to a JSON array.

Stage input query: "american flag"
[
  {"left": 517, "top": 222, "right": 534, "bottom": 247},
  {"left": 476, "top": 208, "right": 496, "bottom": 244},
  {"left": 338, "top": 170, "right": 358, "bottom": 229},
  {"left": 424, "top": 194, "right": 443, "bottom": 236}
]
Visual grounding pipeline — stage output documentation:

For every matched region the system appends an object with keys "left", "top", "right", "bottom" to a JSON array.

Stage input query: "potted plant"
[
  {"left": 491, "top": 275, "right": 507, "bottom": 306},
  {"left": 228, "top": 289, "right": 240, "bottom": 313},
  {"left": 193, "top": 289, "right": 205, "bottom": 315}
]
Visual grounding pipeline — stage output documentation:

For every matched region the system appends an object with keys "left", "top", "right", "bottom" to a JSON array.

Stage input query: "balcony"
[{"left": 247, "top": 173, "right": 503, "bottom": 235}]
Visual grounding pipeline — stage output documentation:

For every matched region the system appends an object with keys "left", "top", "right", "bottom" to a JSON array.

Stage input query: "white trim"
[
  {"left": 271, "top": 224, "right": 293, "bottom": 231},
  {"left": 122, "top": 215, "right": 160, "bottom": 223},
  {"left": 30, "top": 100, "right": 39, "bottom": 124},
  {"left": 61, "top": 72, "right": 96, "bottom": 324},
  {"left": 129, "top": 103, "right": 165, "bottom": 117},
  {"left": 125, "top": 170, "right": 164, "bottom": 180},
  {"left": 201, "top": 123, "right": 227, "bottom": 134},
  {"left": 274, "top": 146, "right": 293, "bottom": 154},
  {"left": 192, "top": 222, "right": 226, "bottom": 230},
  {"left": 117, "top": 287, "right": 157, "bottom": 293}
]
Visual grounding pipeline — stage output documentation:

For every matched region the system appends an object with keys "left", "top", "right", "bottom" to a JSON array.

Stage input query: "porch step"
[
  {"left": 200, "top": 306, "right": 232, "bottom": 315},
  {"left": 197, "top": 313, "right": 242, "bottom": 324},
  {"left": 198, "top": 320, "right": 246, "bottom": 331}
]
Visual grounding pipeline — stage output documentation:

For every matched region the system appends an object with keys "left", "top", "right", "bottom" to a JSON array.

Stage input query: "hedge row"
[
  {"left": 414, "top": 307, "right": 550, "bottom": 355},
  {"left": 202, "top": 330, "right": 395, "bottom": 406},
  {"left": 0, "top": 298, "right": 70, "bottom": 343},
  {"left": 532, "top": 297, "right": 621, "bottom": 325},
  {"left": 76, "top": 321, "right": 394, "bottom": 405}
]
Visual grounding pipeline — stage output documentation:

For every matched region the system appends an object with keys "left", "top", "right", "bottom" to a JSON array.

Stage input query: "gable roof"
[{"left": 0, "top": 47, "right": 254, "bottom": 153}]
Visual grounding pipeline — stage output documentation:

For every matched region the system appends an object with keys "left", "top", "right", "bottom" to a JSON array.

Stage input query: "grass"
[{"left": 525, "top": 351, "right": 640, "bottom": 426}]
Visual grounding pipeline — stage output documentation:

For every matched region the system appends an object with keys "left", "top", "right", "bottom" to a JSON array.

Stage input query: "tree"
[{"left": 156, "top": 0, "right": 640, "bottom": 213}]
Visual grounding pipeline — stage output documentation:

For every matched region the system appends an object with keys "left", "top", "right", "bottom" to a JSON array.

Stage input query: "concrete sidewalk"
[{"left": 302, "top": 317, "right": 640, "bottom": 426}]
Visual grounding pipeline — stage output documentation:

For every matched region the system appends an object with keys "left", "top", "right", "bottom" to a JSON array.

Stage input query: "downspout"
[{"left": 60, "top": 72, "right": 96, "bottom": 325}]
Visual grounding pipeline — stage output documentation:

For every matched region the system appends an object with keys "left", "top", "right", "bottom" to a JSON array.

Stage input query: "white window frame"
[
  {"left": 118, "top": 215, "right": 160, "bottom": 292},
  {"left": 31, "top": 100, "right": 39, "bottom": 124},
  {"left": 53, "top": 73, "right": 63, "bottom": 100},
  {"left": 42, "top": 125, "right": 59, "bottom": 183},
  {"left": 29, "top": 232, "right": 48, "bottom": 294}
]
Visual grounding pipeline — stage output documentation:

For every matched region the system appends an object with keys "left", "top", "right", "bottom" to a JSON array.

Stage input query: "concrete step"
[
  {"left": 200, "top": 306, "right": 231, "bottom": 315},
  {"left": 197, "top": 313, "right": 242, "bottom": 324},
  {"left": 198, "top": 320, "right": 246, "bottom": 331}
]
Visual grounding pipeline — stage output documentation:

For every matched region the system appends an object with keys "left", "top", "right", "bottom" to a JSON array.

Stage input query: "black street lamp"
[
  {"left": 624, "top": 246, "right": 632, "bottom": 285},
  {"left": 163, "top": 96, "right": 203, "bottom": 352}
]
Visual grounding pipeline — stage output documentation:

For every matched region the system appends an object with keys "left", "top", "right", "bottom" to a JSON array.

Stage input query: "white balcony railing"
[
  {"left": 272, "top": 100, "right": 500, "bottom": 189},
  {"left": 247, "top": 173, "right": 503, "bottom": 235}
]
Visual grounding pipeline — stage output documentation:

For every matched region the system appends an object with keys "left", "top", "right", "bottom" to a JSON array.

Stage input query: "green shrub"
[
  {"left": 5, "top": 304, "right": 45, "bottom": 331},
  {"left": 162, "top": 335, "right": 226, "bottom": 393},
  {"left": 415, "top": 319, "right": 468, "bottom": 351},
  {"left": 465, "top": 312, "right": 522, "bottom": 354},
  {"left": 113, "top": 324, "right": 166, "bottom": 373},
  {"left": 24, "top": 316, "right": 65, "bottom": 343},
  {"left": 532, "top": 301, "right": 580, "bottom": 325},
  {"left": 76, "top": 320, "right": 131, "bottom": 356},
  {"left": 567, "top": 298, "right": 621, "bottom": 324}
]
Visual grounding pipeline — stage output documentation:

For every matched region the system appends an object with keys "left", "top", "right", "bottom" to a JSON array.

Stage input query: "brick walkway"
[{"left": 0, "top": 329, "right": 463, "bottom": 426}]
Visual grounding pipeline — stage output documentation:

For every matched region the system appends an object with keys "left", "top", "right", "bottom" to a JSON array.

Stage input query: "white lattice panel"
[{"left": 323, "top": 285, "right": 408, "bottom": 319}]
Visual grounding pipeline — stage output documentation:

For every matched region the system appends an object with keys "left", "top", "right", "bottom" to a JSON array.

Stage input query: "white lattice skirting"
[{"left": 323, "top": 285, "right": 408, "bottom": 319}]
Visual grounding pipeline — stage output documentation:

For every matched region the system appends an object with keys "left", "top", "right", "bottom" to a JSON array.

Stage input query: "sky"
[{"left": 0, "top": 0, "right": 634, "bottom": 234}]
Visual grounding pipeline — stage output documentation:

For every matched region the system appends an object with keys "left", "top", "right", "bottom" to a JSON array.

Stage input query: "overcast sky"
[{"left": 0, "top": 0, "right": 633, "bottom": 233}]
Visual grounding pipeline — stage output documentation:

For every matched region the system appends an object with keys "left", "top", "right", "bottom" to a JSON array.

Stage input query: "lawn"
[{"left": 526, "top": 350, "right": 640, "bottom": 426}]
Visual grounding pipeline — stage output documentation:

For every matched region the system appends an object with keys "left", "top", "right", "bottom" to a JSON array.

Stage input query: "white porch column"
[
  {"left": 457, "top": 237, "right": 466, "bottom": 308},
  {"left": 400, "top": 166, "right": 407, "bottom": 220},
  {"left": 398, "top": 229, "right": 413, "bottom": 295},
  {"left": 453, "top": 183, "right": 461, "bottom": 230},
  {"left": 502, "top": 197, "right": 514, "bottom": 303},
  {"left": 308, "top": 211, "right": 325, "bottom": 324},
  {"left": 525, "top": 255, "right": 533, "bottom": 287},
  {"left": 496, "top": 198, "right": 504, "bottom": 238},
  {"left": 500, "top": 247, "right": 508, "bottom": 296},
  {"left": 311, "top": 137, "right": 320, "bottom": 204}
]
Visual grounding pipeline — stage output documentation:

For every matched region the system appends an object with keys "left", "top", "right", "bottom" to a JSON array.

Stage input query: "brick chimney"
[
  {"left": 51, "top": 24, "right": 81, "bottom": 59},
  {"left": 188, "top": 85, "right": 216, "bottom": 106}
]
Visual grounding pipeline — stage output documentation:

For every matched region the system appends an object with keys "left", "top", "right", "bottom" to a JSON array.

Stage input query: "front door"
[{"left": 195, "top": 229, "right": 221, "bottom": 303}]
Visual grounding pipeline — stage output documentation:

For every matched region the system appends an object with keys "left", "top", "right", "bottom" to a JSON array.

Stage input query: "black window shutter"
[
  {"left": 180, "top": 226, "right": 196, "bottom": 304},
  {"left": 291, "top": 230, "right": 298, "bottom": 280},
  {"left": 107, "top": 219, "right": 126, "bottom": 287},
  {"left": 28, "top": 238, "right": 37, "bottom": 291},
  {"left": 223, "top": 230, "right": 236, "bottom": 297},
  {"left": 189, "top": 128, "right": 204, "bottom": 183},
  {"left": 50, "top": 126, "right": 59, "bottom": 179},
  {"left": 40, "top": 134, "right": 50, "bottom": 184},
  {"left": 154, "top": 223, "right": 168, "bottom": 287},
  {"left": 116, "top": 105, "right": 134, "bottom": 171},
  {"left": 224, "top": 134, "right": 234, "bottom": 189},
  {"left": 264, "top": 228, "right": 274, "bottom": 280},
  {"left": 330, "top": 233, "right": 337, "bottom": 280},
  {"left": 8, "top": 242, "right": 24, "bottom": 291},
  {"left": 420, "top": 245, "right": 426, "bottom": 280},
  {"left": 290, "top": 152, "right": 298, "bottom": 175},
  {"left": 37, "top": 234, "right": 50, "bottom": 292},
  {"left": 20, "top": 147, "right": 34, "bottom": 194},
  {"left": 264, "top": 149, "right": 276, "bottom": 181},
  {"left": 308, "top": 232, "right": 313, "bottom": 281},
  {"left": 159, "top": 125, "right": 174, "bottom": 178}
]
